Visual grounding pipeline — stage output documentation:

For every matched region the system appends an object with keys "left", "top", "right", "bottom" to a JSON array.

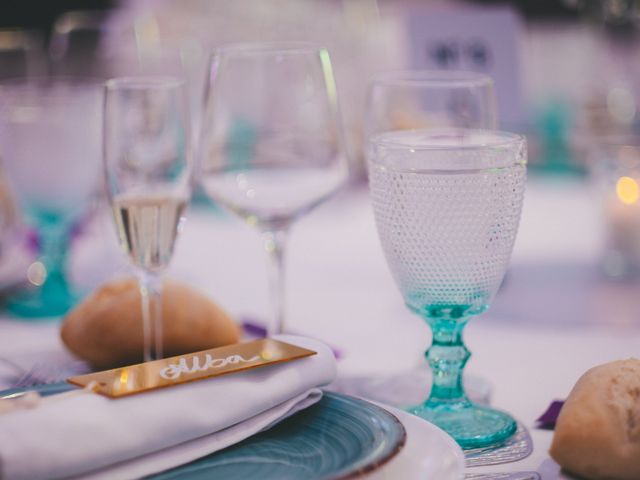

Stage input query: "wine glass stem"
[
  {"left": 138, "top": 271, "right": 163, "bottom": 362},
  {"left": 262, "top": 228, "right": 288, "bottom": 336},
  {"left": 426, "top": 317, "right": 471, "bottom": 405}
]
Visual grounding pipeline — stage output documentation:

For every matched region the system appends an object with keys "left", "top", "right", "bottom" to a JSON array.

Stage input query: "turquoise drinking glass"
[
  {"left": 0, "top": 78, "right": 102, "bottom": 318},
  {"left": 368, "top": 128, "right": 526, "bottom": 448},
  {"left": 330, "top": 70, "right": 498, "bottom": 411}
]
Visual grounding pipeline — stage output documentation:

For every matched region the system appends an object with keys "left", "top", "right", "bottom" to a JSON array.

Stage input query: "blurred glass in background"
[
  {"left": 589, "top": 136, "right": 640, "bottom": 278},
  {"left": 1, "top": 0, "right": 640, "bottom": 315},
  {"left": 4, "top": 0, "right": 640, "bottom": 173},
  {"left": 0, "top": 78, "right": 102, "bottom": 317}
]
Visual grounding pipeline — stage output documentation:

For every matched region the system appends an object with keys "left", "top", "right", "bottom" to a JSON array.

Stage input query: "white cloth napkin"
[{"left": 0, "top": 335, "right": 336, "bottom": 480}]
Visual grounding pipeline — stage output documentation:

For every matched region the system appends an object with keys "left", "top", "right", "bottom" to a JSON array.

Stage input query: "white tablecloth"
[{"left": 1, "top": 175, "right": 639, "bottom": 479}]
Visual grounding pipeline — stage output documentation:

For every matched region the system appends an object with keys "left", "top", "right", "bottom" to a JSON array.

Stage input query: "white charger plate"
[{"left": 369, "top": 402, "right": 465, "bottom": 480}]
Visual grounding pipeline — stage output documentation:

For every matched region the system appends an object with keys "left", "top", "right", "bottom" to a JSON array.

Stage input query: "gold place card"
[{"left": 68, "top": 339, "right": 317, "bottom": 398}]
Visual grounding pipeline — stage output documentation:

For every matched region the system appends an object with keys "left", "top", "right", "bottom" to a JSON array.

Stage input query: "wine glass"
[
  {"left": 364, "top": 70, "right": 497, "bottom": 140},
  {"left": 103, "top": 76, "right": 192, "bottom": 362},
  {"left": 198, "top": 43, "right": 348, "bottom": 335},
  {"left": 368, "top": 128, "right": 526, "bottom": 448},
  {"left": 0, "top": 77, "right": 102, "bottom": 317}
]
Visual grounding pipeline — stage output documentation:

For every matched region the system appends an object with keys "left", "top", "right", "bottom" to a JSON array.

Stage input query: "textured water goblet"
[
  {"left": 368, "top": 129, "right": 526, "bottom": 448},
  {"left": 344, "top": 70, "right": 499, "bottom": 407}
]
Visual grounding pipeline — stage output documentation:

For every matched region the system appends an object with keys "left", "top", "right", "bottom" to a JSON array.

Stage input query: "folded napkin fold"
[{"left": 0, "top": 335, "right": 337, "bottom": 480}]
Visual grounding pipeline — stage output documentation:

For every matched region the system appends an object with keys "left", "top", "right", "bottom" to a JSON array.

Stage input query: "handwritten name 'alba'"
[{"left": 159, "top": 353, "right": 261, "bottom": 380}]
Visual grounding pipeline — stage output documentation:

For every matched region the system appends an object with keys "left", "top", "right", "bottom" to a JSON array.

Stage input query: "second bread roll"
[{"left": 549, "top": 358, "right": 640, "bottom": 480}]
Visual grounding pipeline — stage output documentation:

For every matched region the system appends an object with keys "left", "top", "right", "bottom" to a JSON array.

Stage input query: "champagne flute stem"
[
  {"left": 262, "top": 228, "right": 288, "bottom": 336},
  {"left": 425, "top": 317, "right": 471, "bottom": 406},
  {"left": 138, "top": 271, "right": 163, "bottom": 362}
]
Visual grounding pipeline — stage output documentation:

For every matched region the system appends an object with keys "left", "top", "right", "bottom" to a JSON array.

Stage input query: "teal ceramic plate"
[
  {"left": 152, "top": 391, "right": 406, "bottom": 480},
  {"left": 0, "top": 385, "right": 406, "bottom": 480}
]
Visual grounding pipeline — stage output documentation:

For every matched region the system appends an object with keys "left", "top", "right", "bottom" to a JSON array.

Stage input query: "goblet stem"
[
  {"left": 425, "top": 317, "right": 471, "bottom": 406},
  {"left": 410, "top": 313, "right": 517, "bottom": 449},
  {"left": 262, "top": 228, "right": 288, "bottom": 336},
  {"left": 138, "top": 271, "right": 163, "bottom": 362},
  {"left": 38, "top": 220, "right": 72, "bottom": 298},
  {"left": 39, "top": 219, "right": 69, "bottom": 270}
]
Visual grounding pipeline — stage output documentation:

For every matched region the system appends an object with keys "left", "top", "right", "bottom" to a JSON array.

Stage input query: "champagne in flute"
[{"left": 112, "top": 193, "right": 187, "bottom": 272}]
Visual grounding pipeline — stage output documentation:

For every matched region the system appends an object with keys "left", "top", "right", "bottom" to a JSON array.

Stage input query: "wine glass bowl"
[
  {"left": 365, "top": 70, "right": 497, "bottom": 138},
  {"left": 104, "top": 76, "right": 192, "bottom": 361},
  {"left": 0, "top": 77, "right": 102, "bottom": 317},
  {"left": 369, "top": 128, "right": 526, "bottom": 448},
  {"left": 199, "top": 42, "right": 348, "bottom": 335}
]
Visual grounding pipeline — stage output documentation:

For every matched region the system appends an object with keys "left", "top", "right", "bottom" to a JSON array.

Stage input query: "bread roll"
[
  {"left": 549, "top": 358, "right": 640, "bottom": 480},
  {"left": 61, "top": 278, "right": 240, "bottom": 369}
]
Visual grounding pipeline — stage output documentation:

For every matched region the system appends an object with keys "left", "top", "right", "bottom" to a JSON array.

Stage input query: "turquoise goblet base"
[
  {"left": 6, "top": 208, "right": 79, "bottom": 319},
  {"left": 6, "top": 271, "right": 78, "bottom": 319},
  {"left": 409, "top": 401, "right": 516, "bottom": 449},
  {"left": 408, "top": 306, "right": 517, "bottom": 449}
]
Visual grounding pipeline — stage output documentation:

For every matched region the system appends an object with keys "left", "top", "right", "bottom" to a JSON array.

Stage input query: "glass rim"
[
  {"left": 0, "top": 75, "right": 103, "bottom": 88},
  {"left": 105, "top": 75, "right": 185, "bottom": 90},
  {"left": 212, "top": 41, "right": 326, "bottom": 56},
  {"left": 0, "top": 76, "right": 103, "bottom": 105},
  {"left": 370, "top": 128, "right": 524, "bottom": 152},
  {"left": 369, "top": 70, "right": 493, "bottom": 89}
]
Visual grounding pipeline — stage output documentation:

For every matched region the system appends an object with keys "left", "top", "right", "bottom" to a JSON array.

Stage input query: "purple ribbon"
[
  {"left": 240, "top": 316, "right": 342, "bottom": 360},
  {"left": 536, "top": 400, "right": 565, "bottom": 430}
]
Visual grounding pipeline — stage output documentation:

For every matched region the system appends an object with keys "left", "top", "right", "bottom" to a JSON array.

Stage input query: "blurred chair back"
[
  {"left": 49, "top": 10, "right": 109, "bottom": 77},
  {"left": 0, "top": 29, "right": 45, "bottom": 79}
]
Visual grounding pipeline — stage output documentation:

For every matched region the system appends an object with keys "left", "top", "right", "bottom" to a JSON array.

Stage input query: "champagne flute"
[
  {"left": 369, "top": 128, "right": 526, "bottom": 448},
  {"left": 0, "top": 77, "right": 102, "bottom": 317},
  {"left": 103, "top": 76, "right": 192, "bottom": 362},
  {"left": 199, "top": 43, "right": 348, "bottom": 335}
]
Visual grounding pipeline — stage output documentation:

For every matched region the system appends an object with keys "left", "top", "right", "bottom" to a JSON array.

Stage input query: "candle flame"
[{"left": 616, "top": 176, "right": 639, "bottom": 205}]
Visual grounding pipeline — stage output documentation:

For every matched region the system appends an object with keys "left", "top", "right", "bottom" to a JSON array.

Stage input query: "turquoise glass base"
[
  {"left": 404, "top": 307, "right": 517, "bottom": 449},
  {"left": 7, "top": 208, "right": 80, "bottom": 319},
  {"left": 6, "top": 271, "right": 78, "bottom": 319},
  {"left": 409, "top": 401, "right": 517, "bottom": 449}
]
